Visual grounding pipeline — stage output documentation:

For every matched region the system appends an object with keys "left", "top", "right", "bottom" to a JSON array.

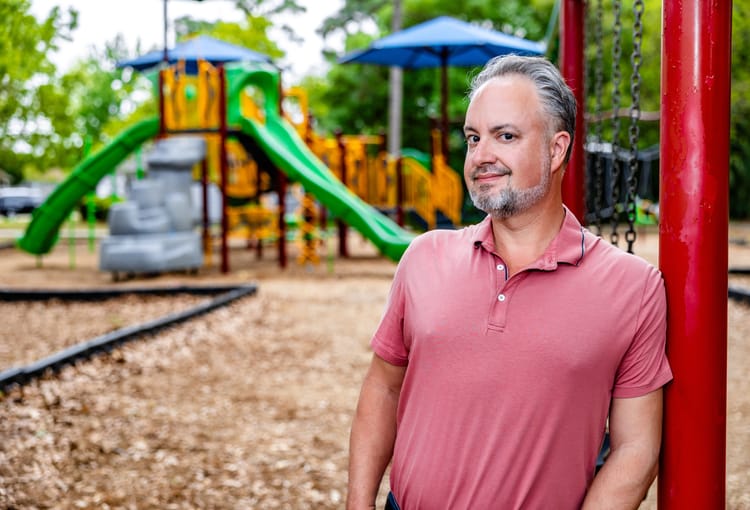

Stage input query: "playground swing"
[
  {"left": 585, "top": 0, "right": 645, "bottom": 254},
  {"left": 584, "top": 0, "right": 648, "bottom": 473}
]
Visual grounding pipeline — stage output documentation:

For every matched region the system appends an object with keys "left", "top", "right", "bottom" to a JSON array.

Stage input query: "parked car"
[{"left": 0, "top": 187, "right": 44, "bottom": 216}]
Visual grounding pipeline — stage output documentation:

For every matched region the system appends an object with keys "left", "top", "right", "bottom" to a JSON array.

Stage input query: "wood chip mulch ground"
[{"left": 1, "top": 230, "right": 749, "bottom": 509}]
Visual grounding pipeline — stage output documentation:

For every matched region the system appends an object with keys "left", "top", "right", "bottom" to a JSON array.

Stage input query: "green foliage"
[
  {"left": 78, "top": 194, "right": 123, "bottom": 222},
  {"left": 0, "top": 0, "right": 77, "bottom": 183},
  {"left": 319, "top": 1, "right": 390, "bottom": 38},
  {"left": 54, "top": 36, "right": 154, "bottom": 164},
  {"left": 233, "top": 0, "right": 304, "bottom": 17},
  {"left": 583, "top": 1, "right": 661, "bottom": 150},
  {"left": 174, "top": 14, "right": 285, "bottom": 60}
]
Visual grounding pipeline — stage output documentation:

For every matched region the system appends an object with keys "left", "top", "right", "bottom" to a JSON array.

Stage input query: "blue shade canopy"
[
  {"left": 116, "top": 35, "right": 273, "bottom": 72},
  {"left": 339, "top": 16, "right": 545, "bottom": 156},
  {"left": 338, "top": 16, "right": 545, "bottom": 69}
]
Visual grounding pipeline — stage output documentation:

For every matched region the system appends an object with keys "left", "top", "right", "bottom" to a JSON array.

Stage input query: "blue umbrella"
[
  {"left": 117, "top": 35, "right": 273, "bottom": 73},
  {"left": 339, "top": 16, "right": 546, "bottom": 153},
  {"left": 340, "top": 16, "right": 545, "bottom": 68}
]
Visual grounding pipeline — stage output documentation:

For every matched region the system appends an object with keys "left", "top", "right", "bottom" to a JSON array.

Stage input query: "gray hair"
[{"left": 468, "top": 55, "right": 577, "bottom": 162}]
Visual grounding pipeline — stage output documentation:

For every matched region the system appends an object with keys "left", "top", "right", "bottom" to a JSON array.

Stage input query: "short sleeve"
[
  {"left": 613, "top": 265, "right": 673, "bottom": 398},
  {"left": 370, "top": 245, "right": 415, "bottom": 367}
]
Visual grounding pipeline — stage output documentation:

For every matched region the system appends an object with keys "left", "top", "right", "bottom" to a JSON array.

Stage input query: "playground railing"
[
  {"left": 400, "top": 157, "right": 435, "bottom": 229},
  {"left": 226, "top": 203, "right": 279, "bottom": 242},
  {"left": 341, "top": 135, "right": 386, "bottom": 204},
  {"left": 431, "top": 154, "right": 464, "bottom": 226}
]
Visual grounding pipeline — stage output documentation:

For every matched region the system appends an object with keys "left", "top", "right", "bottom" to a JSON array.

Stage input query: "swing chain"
[
  {"left": 625, "top": 0, "right": 645, "bottom": 254},
  {"left": 591, "top": 0, "right": 606, "bottom": 236},
  {"left": 609, "top": 0, "right": 623, "bottom": 247}
]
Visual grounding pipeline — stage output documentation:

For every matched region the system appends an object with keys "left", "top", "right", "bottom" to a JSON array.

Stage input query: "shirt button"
[
  {"left": 497, "top": 294, "right": 506, "bottom": 302},
  {"left": 496, "top": 264, "right": 505, "bottom": 271}
]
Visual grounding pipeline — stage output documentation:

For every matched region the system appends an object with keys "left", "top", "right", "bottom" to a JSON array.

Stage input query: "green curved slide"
[
  {"left": 238, "top": 115, "right": 414, "bottom": 261},
  {"left": 228, "top": 66, "right": 414, "bottom": 262},
  {"left": 18, "top": 117, "right": 160, "bottom": 255}
]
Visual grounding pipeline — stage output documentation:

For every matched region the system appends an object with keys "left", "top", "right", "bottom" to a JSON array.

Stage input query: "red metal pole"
[
  {"left": 658, "top": 1, "right": 731, "bottom": 508},
  {"left": 256, "top": 158, "right": 264, "bottom": 261},
  {"left": 218, "top": 65, "right": 229, "bottom": 274},
  {"left": 278, "top": 171, "right": 288, "bottom": 269},
  {"left": 158, "top": 70, "right": 167, "bottom": 137},
  {"left": 558, "top": 0, "right": 586, "bottom": 223},
  {"left": 201, "top": 157, "right": 209, "bottom": 263},
  {"left": 336, "top": 131, "right": 349, "bottom": 258}
]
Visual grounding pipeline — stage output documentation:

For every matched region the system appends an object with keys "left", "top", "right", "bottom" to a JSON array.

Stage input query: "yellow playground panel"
[
  {"left": 225, "top": 202, "right": 279, "bottom": 243},
  {"left": 162, "top": 60, "right": 222, "bottom": 131}
]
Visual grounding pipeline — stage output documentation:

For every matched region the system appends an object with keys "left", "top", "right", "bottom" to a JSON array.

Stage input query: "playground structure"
[{"left": 17, "top": 56, "right": 464, "bottom": 273}]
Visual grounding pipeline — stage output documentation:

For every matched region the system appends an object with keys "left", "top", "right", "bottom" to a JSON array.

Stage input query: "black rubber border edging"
[
  {"left": 729, "top": 285, "right": 750, "bottom": 305},
  {"left": 0, "top": 284, "right": 257, "bottom": 392},
  {"left": 0, "top": 284, "right": 250, "bottom": 301},
  {"left": 728, "top": 267, "right": 750, "bottom": 303}
]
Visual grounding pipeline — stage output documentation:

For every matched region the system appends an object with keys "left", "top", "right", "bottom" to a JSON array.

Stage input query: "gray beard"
[{"left": 469, "top": 165, "right": 551, "bottom": 219}]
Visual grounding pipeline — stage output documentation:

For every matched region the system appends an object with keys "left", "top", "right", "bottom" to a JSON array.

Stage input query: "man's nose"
[{"left": 468, "top": 138, "right": 496, "bottom": 167}]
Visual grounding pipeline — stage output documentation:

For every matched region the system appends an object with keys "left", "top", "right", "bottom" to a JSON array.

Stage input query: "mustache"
[{"left": 470, "top": 165, "right": 511, "bottom": 180}]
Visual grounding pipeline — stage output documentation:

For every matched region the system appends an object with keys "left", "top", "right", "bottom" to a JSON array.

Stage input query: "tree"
[
  {"left": 173, "top": 14, "right": 285, "bottom": 61},
  {"left": 56, "top": 36, "right": 156, "bottom": 162},
  {"left": 0, "top": 0, "right": 77, "bottom": 183}
]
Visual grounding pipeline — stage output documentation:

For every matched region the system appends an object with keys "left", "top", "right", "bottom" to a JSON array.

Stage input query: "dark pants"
[{"left": 385, "top": 492, "right": 401, "bottom": 510}]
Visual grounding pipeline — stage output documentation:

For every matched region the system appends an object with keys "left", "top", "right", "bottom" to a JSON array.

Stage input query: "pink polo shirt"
[{"left": 371, "top": 208, "right": 672, "bottom": 509}]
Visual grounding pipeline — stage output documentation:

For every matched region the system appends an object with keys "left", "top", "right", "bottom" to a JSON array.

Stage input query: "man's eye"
[
  {"left": 465, "top": 135, "right": 479, "bottom": 145},
  {"left": 500, "top": 133, "right": 514, "bottom": 141}
]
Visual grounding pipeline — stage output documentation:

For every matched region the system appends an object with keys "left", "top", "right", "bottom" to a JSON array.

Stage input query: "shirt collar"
[{"left": 471, "top": 206, "right": 586, "bottom": 270}]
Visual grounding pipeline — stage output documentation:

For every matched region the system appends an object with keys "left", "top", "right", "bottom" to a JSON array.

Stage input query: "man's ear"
[{"left": 550, "top": 131, "right": 571, "bottom": 173}]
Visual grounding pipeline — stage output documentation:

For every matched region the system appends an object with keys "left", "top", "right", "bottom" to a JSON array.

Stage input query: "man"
[{"left": 347, "top": 55, "right": 672, "bottom": 509}]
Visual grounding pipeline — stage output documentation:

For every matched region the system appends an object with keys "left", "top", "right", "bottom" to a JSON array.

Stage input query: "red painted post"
[
  {"left": 158, "top": 70, "right": 167, "bottom": 137},
  {"left": 277, "top": 171, "right": 288, "bottom": 269},
  {"left": 218, "top": 65, "right": 229, "bottom": 274},
  {"left": 256, "top": 156, "right": 264, "bottom": 261},
  {"left": 558, "top": 0, "right": 586, "bottom": 223},
  {"left": 335, "top": 131, "right": 349, "bottom": 258},
  {"left": 658, "top": 1, "right": 731, "bottom": 508},
  {"left": 201, "top": 158, "right": 209, "bottom": 262}
]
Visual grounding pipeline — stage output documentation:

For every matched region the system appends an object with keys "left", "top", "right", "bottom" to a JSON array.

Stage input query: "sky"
[{"left": 29, "top": 0, "right": 346, "bottom": 82}]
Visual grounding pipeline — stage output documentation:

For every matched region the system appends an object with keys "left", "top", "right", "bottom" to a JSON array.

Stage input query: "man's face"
[{"left": 463, "top": 75, "right": 554, "bottom": 219}]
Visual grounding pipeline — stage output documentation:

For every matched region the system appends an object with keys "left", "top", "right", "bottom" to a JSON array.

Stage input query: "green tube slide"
[{"left": 18, "top": 117, "right": 159, "bottom": 255}]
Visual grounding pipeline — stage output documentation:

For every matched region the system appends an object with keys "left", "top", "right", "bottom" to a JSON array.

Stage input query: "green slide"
[
  {"left": 238, "top": 114, "right": 414, "bottom": 262},
  {"left": 18, "top": 117, "right": 160, "bottom": 255},
  {"left": 226, "top": 65, "right": 414, "bottom": 261}
]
